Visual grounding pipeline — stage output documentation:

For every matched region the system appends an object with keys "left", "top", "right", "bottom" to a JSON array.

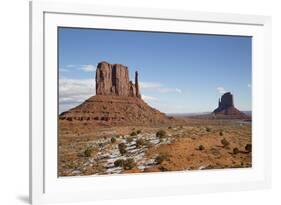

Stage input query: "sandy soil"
[{"left": 58, "top": 118, "right": 251, "bottom": 176}]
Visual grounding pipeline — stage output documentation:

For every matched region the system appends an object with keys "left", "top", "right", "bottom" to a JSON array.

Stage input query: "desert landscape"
[{"left": 58, "top": 62, "right": 252, "bottom": 176}]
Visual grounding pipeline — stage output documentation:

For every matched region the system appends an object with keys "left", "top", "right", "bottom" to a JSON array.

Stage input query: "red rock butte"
[
  {"left": 96, "top": 61, "right": 141, "bottom": 98},
  {"left": 213, "top": 92, "right": 249, "bottom": 119},
  {"left": 59, "top": 61, "right": 174, "bottom": 126}
]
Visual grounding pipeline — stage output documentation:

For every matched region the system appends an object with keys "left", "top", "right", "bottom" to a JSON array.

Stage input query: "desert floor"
[{"left": 58, "top": 118, "right": 251, "bottom": 176}]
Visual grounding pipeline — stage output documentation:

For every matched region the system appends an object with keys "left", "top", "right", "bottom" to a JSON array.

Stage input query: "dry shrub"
[
  {"left": 114, "top": 158, "right": 135, "bottom": 170},
  {"left": 118, "top": 143, "right": 127, "bottom": 155},
  {"left": 198, "top": 145, "right": 205, "bottom": 151},
  {"left": 155, "top": 152, "right": 170, "bottom": 164},
  {"left": 111, "top": 137, "right": 116, "bottom": 143},
  {"left": 233, "top": 147, "right": 240, "bottom": 154},
  {"left": 136, "top": 138, "right": 145, "bottom": 148},
  {"left": 83, "top": 147, "right": 93, "bottom": 157},
  {"left": 126, "top": 137, "right": 133, "bottom": 143},
  {"left": 156, "top": 130, "right": 166, "bottom": 138},
  {"left": 221, "top": 138, "right": 230, "bottom": 148},
  {"left": 130, "top": 131, "right": 137, "bottom": 136}
]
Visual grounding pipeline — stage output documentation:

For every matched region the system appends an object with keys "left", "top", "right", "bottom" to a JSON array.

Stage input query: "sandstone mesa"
[{"left": 59, "top": 61, "right": 173, "bottom": 126}]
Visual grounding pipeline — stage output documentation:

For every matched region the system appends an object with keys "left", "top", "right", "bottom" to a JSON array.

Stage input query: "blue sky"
[{"left": 59, "top": 27, "right": 252, "bottom": 114}]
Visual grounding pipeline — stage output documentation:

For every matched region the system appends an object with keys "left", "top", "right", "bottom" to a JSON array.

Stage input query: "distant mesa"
[
  {"left": 213, "top": 92, "right": 249, "bottom": 119},
  {"left": 214, "top": 92, "right": 234, "bottom": 114},
  {"left": 59, "top": 61, "right": 173, "bottom": 126}
]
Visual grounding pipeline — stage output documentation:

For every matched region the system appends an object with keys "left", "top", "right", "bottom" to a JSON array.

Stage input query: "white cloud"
[
  {"left": 59, "top": 78, "right": 95, "bottom": 113},
  {"left": 157, "top": 87, "right": 181, "bottom": 93},
  {"left": 217, "top": 86, "right": 226, "bottom": 94},
  {"left": 175, "top": 88, "right": 182, "bottom": 93},
  {"left": 140, "top": 81, "right": 182, "bottom": 94},
  {"left": 63, "top": 64, "right": 97, "bottom": 73},
  {"left": 140, "top": 82, "right": 162, "bottom": 89},
  {"left": 58, "top": 79, "right": 181, "bottom": 113},
  {"left": 78, "top": 64, "right": 96, "bottom": 72},
  {"left": 66, "top": 64, "right": 76, "bottom": 68},
  {"left": 142, "top": 95, "right": 159, "bottom": 102}
]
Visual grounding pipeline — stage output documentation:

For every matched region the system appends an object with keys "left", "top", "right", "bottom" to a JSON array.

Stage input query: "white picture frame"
[{"left": 30, "top": 1, "right": 272, "bottom": 204}]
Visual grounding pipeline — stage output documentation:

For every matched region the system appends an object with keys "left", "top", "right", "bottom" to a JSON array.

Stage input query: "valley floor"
[{"left": 58, "top": 118, "right": 252, "bottom": 176}]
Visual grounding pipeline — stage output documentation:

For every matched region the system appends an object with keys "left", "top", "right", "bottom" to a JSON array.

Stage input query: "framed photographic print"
[{"left": 30, "top": 1, "right": 271, "bottom": 204}]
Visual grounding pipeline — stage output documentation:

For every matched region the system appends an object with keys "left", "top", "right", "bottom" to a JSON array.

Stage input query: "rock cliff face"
[
  {"left": 59, "top": 61, "right": 173, "bottom": 126},
  {"left": 96, "top": 61, "right": 141, "bottom": 98},
  {"left": 213, "top": 92, "right": 248, "bottom": 118}
]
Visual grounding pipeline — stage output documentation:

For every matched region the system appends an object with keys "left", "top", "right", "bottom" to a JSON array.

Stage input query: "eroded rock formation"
[
  {"left": 213, "top": 92, "right": 248, "bottom": 118},
  {"left": 95, "top": 61, "right": 141, "bottom": 98},
  {"left": 59, "top": 61, "right": 174, "bottom": 126},
  {"left": 215, "top": 92, "right": 234, "bottom": 113},
  {"left": 59, "top": 95, "right": 173, "bottom": 126}
]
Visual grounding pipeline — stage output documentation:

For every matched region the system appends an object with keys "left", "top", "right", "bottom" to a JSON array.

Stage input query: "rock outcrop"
[
  {"left": 59, "top": 61, "right": 174, "bottom": 126},
  {"left": 214, "top": 92, "right": 234, "bottom": 113},
  {"left": 96, "top": 61, "right": 141, "bottom": 98},
  {"left": 213, "top": 92, "right": 248, "bottom": 119},
  {"left": 59, "top": 95, "right": 174, "bottom": 126}
]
